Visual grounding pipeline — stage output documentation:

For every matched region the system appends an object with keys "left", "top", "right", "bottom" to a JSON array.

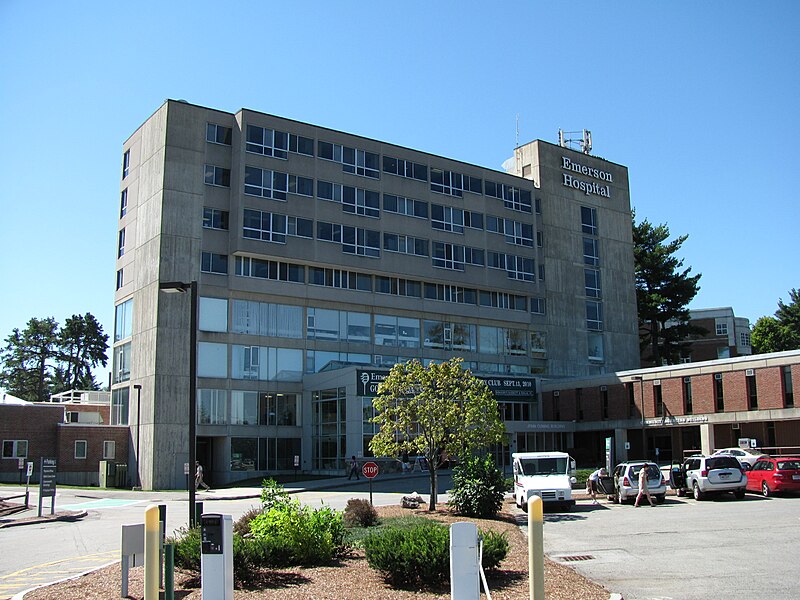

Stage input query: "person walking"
[
  {"left": 195, "top": 461, "right": 210, "bottom": 491},
  {"left": 586, "top": 467, "right": 607, "bottom": 504},
  {"left": 348, "top": 455, "right": 360, "bottom": 480},
  {"left": 634, "top": 464, "right": 656, "bottom": 507}
]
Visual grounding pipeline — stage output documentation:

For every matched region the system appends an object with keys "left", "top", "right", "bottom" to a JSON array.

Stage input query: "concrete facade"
[{"left": 113, "top": 100, "right": 640, "bottom": 489}]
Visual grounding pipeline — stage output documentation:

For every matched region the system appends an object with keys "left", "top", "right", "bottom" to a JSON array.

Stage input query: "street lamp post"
[
  {"left": 159, "top": 280, "right": 198, "bottom": 527},
  {"left": 133, "top": 383, "right": 142, "bottom": 489},
  {"left": 632, "top": 376, "right": 646, "bottom": 459}
]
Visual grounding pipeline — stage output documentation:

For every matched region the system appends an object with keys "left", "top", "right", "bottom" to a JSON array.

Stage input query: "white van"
[{"left": 512, "top": 451, "right": 577, "bottom": 511}]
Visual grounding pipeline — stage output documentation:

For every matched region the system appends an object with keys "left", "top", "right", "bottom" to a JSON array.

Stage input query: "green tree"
[
  {"left": 633, "top": 212, "right": 702, "bottom": 365},
  {"left": 53, "top": 313, "right": 108, "bottom": 392},
  {"left": 0, "top": 317, "right": 59, "bottom": 401},
  {"left": 751, "top": 289, "right": 800, "bottom": 353},
  {"left": 369, "top": 358, "right": 505, "bottom": 511}
]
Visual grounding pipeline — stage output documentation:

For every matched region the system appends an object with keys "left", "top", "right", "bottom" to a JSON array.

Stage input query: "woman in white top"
[{"left": 634, "top": 464, "right": 656, "bottom": 507}]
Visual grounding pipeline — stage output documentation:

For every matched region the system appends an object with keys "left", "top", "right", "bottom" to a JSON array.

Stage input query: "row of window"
[
  {"left": 204, "top": 121, "right": 538, "bottom": 208},
  {"left": 2, "top": 439, "right": 115, "bottom": 460}
]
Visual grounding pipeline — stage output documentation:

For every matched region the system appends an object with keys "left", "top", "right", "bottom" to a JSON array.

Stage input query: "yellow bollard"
[
  {"left": 144, "top": 504, "right": 160, "bottom": 600},
  {"left": 527, "top": 496, "right": 544, "bottom": 600}
]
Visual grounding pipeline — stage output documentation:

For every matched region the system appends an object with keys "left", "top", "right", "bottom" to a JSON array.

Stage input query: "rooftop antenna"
[
  {"left": 515, "top": 114, "right": 520, "bottom": 148},
  {"left": 558, "top": 128, "right": 592, "bottom": 154}
]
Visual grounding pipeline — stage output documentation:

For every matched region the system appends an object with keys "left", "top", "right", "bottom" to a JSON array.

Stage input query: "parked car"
[
  {"left": 671, "top": 455, "right": 746, "bottom": 500},
  {"left": 711, "top": 447, "right": 766, "bottom": 467},
  {"left": 612, "top": 461, "right": 667, "bottom": 504},
  {"left": 746, "top": 456, "right": 800, "bottom": 497}
]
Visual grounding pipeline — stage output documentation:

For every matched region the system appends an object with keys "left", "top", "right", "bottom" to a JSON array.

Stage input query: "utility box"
[
  {"left": 450, "top": 522, "right": 479, "bottom": 600},
  {"left": 201, "top": 513, "right": 233, "bottom": 600},
  {"left": 98, "top": 461, "right": 116, "bottom": 488}
]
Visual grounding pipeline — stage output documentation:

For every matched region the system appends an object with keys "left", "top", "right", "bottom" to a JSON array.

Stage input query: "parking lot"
[{"left": 536, "top": 492, "right": 800, "bottom": 600}]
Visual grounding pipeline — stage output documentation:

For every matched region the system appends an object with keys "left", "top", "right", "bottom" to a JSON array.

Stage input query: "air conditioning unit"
[
  {"left": 683, "top": 377, "right": 691, "bottom": 383},
  {"left": 732, "top": 423, "right": 740, "bottom": 431},
  {"left": 599, "top": 385, "right": 607, "bottom": 392},
  {"left": 745, "top": 369, "right": 755, "bottom": 376},
  {"left": 553, "top": 390, "right": 560, "bottom": 397},
  {"left": 653, "top": 379, "right": 661, "bottom": 386},
  {"left": 714, "top": 373, "right": 723, "bottom": 381}
]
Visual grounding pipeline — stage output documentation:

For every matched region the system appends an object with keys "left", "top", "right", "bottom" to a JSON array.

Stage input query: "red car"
[{"left": 746, "top": 456, "right": 800, "bottom": 497}]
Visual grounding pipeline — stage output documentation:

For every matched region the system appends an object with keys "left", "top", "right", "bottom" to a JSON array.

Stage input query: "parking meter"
[{"left": 200, "top": 513, "right": 233, "bottom": 600}]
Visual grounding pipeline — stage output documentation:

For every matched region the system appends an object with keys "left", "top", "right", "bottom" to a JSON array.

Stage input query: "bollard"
[
  {"left": 450, "top": 522, "right": 479, "bottom": 600},
  {"left": 528, "top": 496, "right": 544, "bottom": 600},
  {"left": 144, "top": 505, "right": 160, "bottom": 600},
  {"left": 164, "top": 543, "right": 175, "bottom": 600}
]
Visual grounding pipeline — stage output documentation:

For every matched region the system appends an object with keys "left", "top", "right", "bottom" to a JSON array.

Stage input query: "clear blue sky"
[{"left": 1, "top": 1, "right": 798, "bottom": 385}]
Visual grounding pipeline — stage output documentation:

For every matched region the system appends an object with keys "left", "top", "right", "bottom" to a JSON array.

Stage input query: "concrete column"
[
  {"left": 700, "top": 423, "right": 715, "bottom": 455},
  {"left": 614, "top": 428, "right": 629, "bottom": 463}
]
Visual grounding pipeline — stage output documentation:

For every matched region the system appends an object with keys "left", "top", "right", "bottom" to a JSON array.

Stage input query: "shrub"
[
  {"left": 343, "top": 498, "right": 379, "bottom": 528},
  {"left": 448, "top": 454, "right": 509, "bottom": 518},
  {"left": 480, "top": 530, "right": 509, "bottom": 571},
  {"left": 362, "top": 519, "right": 450, "bottom": 587},
  {"left": 260, "top": 477, "right": 292, "bottom": 511},
  {"left": 170, "top": 526, "right": 201, "bottom": 572},
  {"left": 233, "top": 506, "right": 263, "bottom": 536}
]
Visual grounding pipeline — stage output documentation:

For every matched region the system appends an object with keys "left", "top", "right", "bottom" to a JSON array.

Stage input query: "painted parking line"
[
  {"left": 0, "top": 551, "right": 117, "bottom": 600},
  {"left": 55, "top": 498, "right": 143, "bottom": 511}
]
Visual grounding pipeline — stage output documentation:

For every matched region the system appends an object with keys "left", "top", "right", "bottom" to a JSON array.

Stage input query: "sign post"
[
  {"left": 38, "top": 457, "right": 57, "bottom": 517},
  {"left": 362, "top": 461, "right": 379, "bottom": 505},
  {"left": 25, "top": 461, "right": 33, "bottom": 508}
]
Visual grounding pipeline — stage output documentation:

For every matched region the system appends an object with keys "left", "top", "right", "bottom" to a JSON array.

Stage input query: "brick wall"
[{"left": 0, "top": 404, "right": 64, "bottom": 479}]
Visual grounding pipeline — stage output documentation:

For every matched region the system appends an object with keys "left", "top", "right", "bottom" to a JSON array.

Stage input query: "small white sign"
[
  {"left": 750, "top": 438, "right": 758, "bottom": 448},
  {"left": 184, "top": 462, "right": 190, "bottom": 475},
  {"left": 624, "top": 442, "right": 631, "bottom": 450},
  {"left": 738, "top": 438, "right": 750, "bottom": 449},
  {"left": 26, "top": 461, "right": 33, "bottom": 477}
]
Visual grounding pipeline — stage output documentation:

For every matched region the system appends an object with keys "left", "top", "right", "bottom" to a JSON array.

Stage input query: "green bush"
[
  {"left": 363, "top": 519, "right": 450, "bottom": 587},
  {"left": 233, "top": 506, "right": 263, "bottom": 536},
  {"left": 260, "top": 477, "right": 292, "bottom": 511},
  {"left": 480, "top": 530, "right": 509, "bottom": 571},
  {"left": 343, "top": 498, "right": 379, "bottom": 528},
  {"left": 249, "top": 499, "right": 347, "bottom": 566},
  {"left": 170, "top": 526, "right": 201, "bottom": 572},
  {"left": 448, "top": 454, "right": 509, "bottom": 518}
]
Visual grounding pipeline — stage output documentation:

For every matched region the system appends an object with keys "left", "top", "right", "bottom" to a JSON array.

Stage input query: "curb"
[{"left": 0, "top": 510, "right": 87, "bottom": 529}]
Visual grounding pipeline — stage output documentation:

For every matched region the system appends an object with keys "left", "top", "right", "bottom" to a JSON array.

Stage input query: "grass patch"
[{"left": 346, "top": 515, "right": 430, "bottom": 547}]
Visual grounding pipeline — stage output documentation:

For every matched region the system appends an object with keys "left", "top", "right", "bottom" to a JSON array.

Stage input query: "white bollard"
[{"left": 450, "top": 521, "right": 479, "bottom": 600}]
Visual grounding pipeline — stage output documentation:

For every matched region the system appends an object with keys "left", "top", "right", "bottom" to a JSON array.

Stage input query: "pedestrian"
[
  {"left": 401, "top": 450, "right": 410, "bottom": 473},
  {"left": 586, "top": 467, "right": 607, "bottom": 504},
  {"left": 634, "top": 463, "right": 656, "bottom": 507},
  {"left": 195, "top": 461, "right": 210, "bottom": 491},
  {"left": 348, "top": 455, "right": 360, "bottom": 480}
]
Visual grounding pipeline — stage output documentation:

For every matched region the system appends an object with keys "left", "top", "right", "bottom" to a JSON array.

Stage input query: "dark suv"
[{"left": 671, "top": 455, "right": 746, "bottom": 500}]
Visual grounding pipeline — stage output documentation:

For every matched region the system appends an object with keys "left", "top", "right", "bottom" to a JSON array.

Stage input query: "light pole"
[
  {"left": 159, "top": 280, "right": 198, "bottom": 527},
  {"left": 133, "top": 383, "right": 142, "bottom": 489},
  {"left": 632, "top": 376, "right": 646, "bottom": 459}
]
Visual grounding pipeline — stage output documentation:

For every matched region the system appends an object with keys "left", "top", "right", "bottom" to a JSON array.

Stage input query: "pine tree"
[
  {"left": 751, "top": 289, "right": 800, "bottom": 353},
  {"left": 0, "top": 317, "right": 59, "bottom": 401}
]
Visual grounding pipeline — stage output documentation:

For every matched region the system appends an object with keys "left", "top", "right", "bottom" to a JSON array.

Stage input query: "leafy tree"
[
  {"left": 751, "top": 289, "right": 800, "bottom": 353},
  {"left": 369, "top": 358, "right": 505, "bottom": 511},
  {"left": 0, "top": 317, "right": 59, "bottom": 401},
  {"left": 633, "top": 212, "right": 702, "bottom": 365},
  {"left": 0, "top": 313, "right": 108, "bottom": 400},
  {"left": 53, "top": 313, "right": 108, "bottom": 392}
]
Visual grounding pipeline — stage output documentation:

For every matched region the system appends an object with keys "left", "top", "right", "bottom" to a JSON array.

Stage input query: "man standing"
[
  {"left": 195, "top": 461, "right": 210, "bottom": 491},
  {"left": 348, "top": 455, "right": 360, "bottom": 480},
  {"left": 586, "top": 467, "right": 607, "bottom": 504}
]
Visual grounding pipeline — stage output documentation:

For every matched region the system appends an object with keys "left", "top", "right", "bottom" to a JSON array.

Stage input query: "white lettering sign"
[{"left": 561, "top": 156, "right": 613, "bottom": 198}]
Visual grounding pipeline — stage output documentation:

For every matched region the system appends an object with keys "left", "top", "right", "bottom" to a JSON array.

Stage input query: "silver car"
[
  {"left": 612, "top": 461, "right": 667, "bottom": 504},
  {"left": 674, "top": 455, "right": 747, "bottom": 500}
]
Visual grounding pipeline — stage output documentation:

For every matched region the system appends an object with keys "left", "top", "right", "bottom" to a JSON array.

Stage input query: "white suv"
[
  {"left": 674, "top": 455, "right": 747, "bottom": 500},
  {"left": 612, "top": 461, "right": 667, "bottom": 504}
]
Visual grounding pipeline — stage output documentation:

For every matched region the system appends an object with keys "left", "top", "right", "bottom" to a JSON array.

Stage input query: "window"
[
  {"left": 231, "top": 300, "right": 303, "bottom": 337},
  {"left": 318, "top": 141, "right": 379, "bottom": 178},
  {"left": 477, "top": 290, "right": 526, "bottom": 311},
  {"left": 740, "top": 331, "right": 751, "bottom": 347},
  {"left": 717, "top": 347, "right": 730, "bottom": 359},
  {"left": 535, "top": 197, "right": 542, "bottom": 214},
  {"left": 581, "top": 206, "right": 598, "bottom": 235},
  {"left": 261, "top": 393, "right": 300, "bottom": 426},
  {"left": 464, "top": 210, "right": 483, "bottom": 230},
  {"left": 74, "top": 440, "right": 87, "bottom": 460},
  {"left": 201, "top": 252, "right": 228, "bottom": 274},
  {"left": 114, "top": 342, "right": 131, "bottom": 383},
  {"left": 715, "top": 375, "right": 725, "bottom": 411},
  {"left": 246, "top": 124, "right": 288, "bottom": 158},
  {"left": 117, "top": 228, "right": 126, "bottom": 258},
  {"left": 375, "top": 315, "right": 421, "bottom": 348},
  {"left": 485, "top": 181, "right": 532, "bottom": 212},
  {"left": 383, "top": 233, "right": 428, "bottom": 257},
  {"left": 231, "top": 438, "right": 258, "bottom": 471},
  {"left": 231, "top": 391, "right": 260, "bottom": 423},
  {"left": 530, "top": 297, "right": 546, "bottom": 315},
  {"left": 114, "top": 299, "right": 133, "bottom": 342},
  {"left": 586, "top": 301, "right": 603, "bottom": 331},
  {"left": 342, "top": 186, "right": 380, "bottom": 217},
  {"left": 683, "top": 378, "right": 693, "bottom": 414},
  {"left": 423, "top": 321, "right": 476, "bottom": 351},
  {"left": 204, "top": 165, "right": 231, "bottom": 187},
  {"left": 654, "top": 384, "right": 664, "bottom": 417},
  {"left": 383, "top": 194, "right": 428, "bottom": 218},
  {"left": 747, "top": 373, "right": 758, "bottom": 409},
  {"left": 538, "top": 264, "right": 546, "bottom": 281},
  {"left": 583, "top": 237, "right": 599, "bottom": 265},
  {"left": 2, "top": 440, "right": 28, "bottom": 459},
  {"left": 783, "top": 366, "right": 794, "bottom": 407},
  {"left": 116, "top": 269, "right": 124, "bottom": 290},
  {"left": 376, "top": 277, "right": 423, "bottom": 298},
  {"left": 235, "top": 256, "right": 304, "bottom": 283},
  {"left": 601, "top": 388, "right": 609, "bottom": 419},
  {"left": 244, "top": 166, "right": 288, "bottom": 200},
  {"left": 488, "top": 252, "right": 534, "bottom": 281},
  {"left": 317, "top": 222, "right": 380, "bottom": 257},
  {"left": 431, "top": 204, "right": 464, "bottom": 233},
  {"left": 288, "top": 174, "right": 314, "bottom": 196},
  {"left": 382, "top": 155, "right": 427, "bottom": 181},
  {"left": 206, "top": 123, "right": 232, "bottom": 145},
  {"left": 588, "top": 332, "right": 604, "bottom": 361},
  {"left": 715, "top": 321, "right": 728, "bottom": 336},
  {"left": 198, "top": 389, "right": 228, "bottom": 424},
  {"left": 430, "top": 168, "right": 464, "bottom": 197},
  {"left": 585, "top": 269, "right": 601, "bottom": 298},
  {"left": 537, "top": 231, "right": 544, "bottom": 248},
  {"left": 120, "top": 189, "right": 128, "bottom": 219},
  {"left": 432, "top": 242, "right": 465, "bottom": 271},
  {"left": 122, "top": 150, "right": 130, "bottom": 178},
  {"left": 243, "top": 209, "right": 286, "bottom": 243},
  {"left": 309, "top": 267, "right": 373, "bottom": 291},
  {"left": 287, "top": 216, "right": 313, "bottom": 238},
  {"left": 203, "top": 207, "right": 229, "bottom": 230},
  {"left": 103, "top": 441, "right": 116, "bottom": 460},
  {"left": 486, "top": 216, "right": 533, "bottom": 246}
]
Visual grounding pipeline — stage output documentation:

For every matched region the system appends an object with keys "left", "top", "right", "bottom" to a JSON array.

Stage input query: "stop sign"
[{"left": 362, "top": 461, "right": 379, "bottom": 479}]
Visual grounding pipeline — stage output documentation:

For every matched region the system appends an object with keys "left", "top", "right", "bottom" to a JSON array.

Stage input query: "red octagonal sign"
[{"left": 362, "top": 461, "right": 379, "bottom": 479}]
